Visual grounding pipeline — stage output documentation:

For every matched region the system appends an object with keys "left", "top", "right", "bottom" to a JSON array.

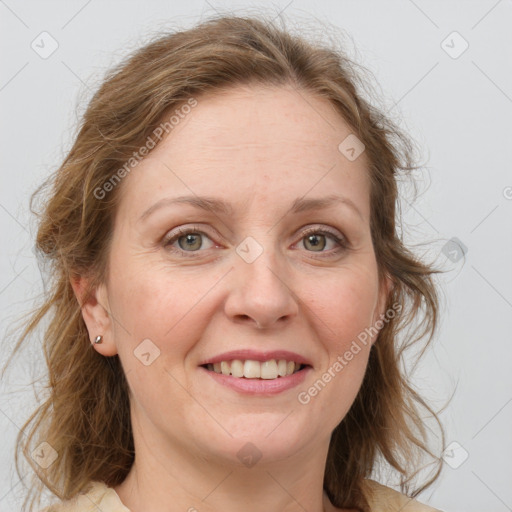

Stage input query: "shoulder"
[
  {"left": 40, "top": 481, "right": 130, "bottom": 512},
  {"left": 40, "top": 479, "right": 442, "bottom": 512},
  {"left": 363, "top": 480, "right": 443, "bottom": 512}
]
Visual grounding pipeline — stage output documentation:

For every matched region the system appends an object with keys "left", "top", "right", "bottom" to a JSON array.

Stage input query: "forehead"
[
  {"left": 164, "top": 84, "right": 358, "bottom": 160},
  {"left": 116, "top": 84, "right": 371, "bottom": 222}
]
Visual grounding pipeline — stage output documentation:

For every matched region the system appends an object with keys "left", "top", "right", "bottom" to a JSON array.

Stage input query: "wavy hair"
[{"left": 5, "top": 14, "right": 444, "bottom": 512}]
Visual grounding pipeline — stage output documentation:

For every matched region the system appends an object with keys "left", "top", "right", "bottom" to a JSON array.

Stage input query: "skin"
[{"left": 73, "top": 84, "right": 392, "bottom": 512}]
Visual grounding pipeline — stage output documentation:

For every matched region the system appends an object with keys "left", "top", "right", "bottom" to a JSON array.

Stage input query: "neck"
[{"left": 114, "top": 427, "right": 337, "bottom": 512}]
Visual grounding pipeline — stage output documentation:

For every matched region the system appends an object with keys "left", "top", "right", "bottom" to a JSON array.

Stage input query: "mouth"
[{"left": 201, "top": 359, "right": 309, "bottom": 380}]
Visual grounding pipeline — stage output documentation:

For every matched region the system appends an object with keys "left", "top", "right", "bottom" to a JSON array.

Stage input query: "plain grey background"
[{"left": 1, "top": 1, "right": 511, "bottom": 511}]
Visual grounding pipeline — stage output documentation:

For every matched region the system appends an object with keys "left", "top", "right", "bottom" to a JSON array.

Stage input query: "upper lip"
[{"left": 199, "top": 349, "right": 312, "bottom": 367}]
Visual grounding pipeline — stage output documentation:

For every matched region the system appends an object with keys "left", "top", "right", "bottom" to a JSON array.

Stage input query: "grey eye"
[{"left": 178, "top": 233, "right": 204, "bottom": 251}]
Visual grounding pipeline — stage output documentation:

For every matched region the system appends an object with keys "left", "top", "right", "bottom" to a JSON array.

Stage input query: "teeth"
[
  {"left": 260, "top": 360, "right": 278, "bottom": 379},
  {"left": 208, "top": 359, "right": 302, "bottom": 379},
  {"left": 231, "top": 359, "right": 244, "bottom": 378},
  {"left": 243, "top": 360, "right": 260, "bottom": 378}
]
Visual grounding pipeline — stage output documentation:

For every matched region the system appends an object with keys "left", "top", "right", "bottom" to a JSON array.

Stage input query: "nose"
[{"left": 224, "top": 249, "right": 299, "bottom": 329}]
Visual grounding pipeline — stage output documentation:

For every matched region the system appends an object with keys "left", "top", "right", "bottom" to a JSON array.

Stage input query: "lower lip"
[{"left": 199, "top": 366, "right": 311, "bottom": 395}]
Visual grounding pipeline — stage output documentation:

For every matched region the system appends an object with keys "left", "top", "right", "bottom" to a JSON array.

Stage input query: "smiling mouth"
[{"left": 201, "top": 359, "right": 308, "bottom": 380}]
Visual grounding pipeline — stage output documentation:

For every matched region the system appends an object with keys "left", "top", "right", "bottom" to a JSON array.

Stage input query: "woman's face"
[{"left": 87, "top": 84, "right": 390, "bottom": 467}]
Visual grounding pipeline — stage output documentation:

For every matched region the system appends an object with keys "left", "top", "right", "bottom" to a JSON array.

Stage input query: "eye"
[
  {"left": 162, "top": 225, "right": 348, "bottom": 257},
  {"left": 163, "top": 227, "right": 216, "bottom": 252},
  {"left": 298, "top": 227, "right": 348, "bottom": 254}
]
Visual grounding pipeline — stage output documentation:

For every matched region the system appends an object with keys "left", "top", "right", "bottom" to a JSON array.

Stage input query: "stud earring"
[{"left": 93, "top": 335, "right": 103, "bottom": 344}]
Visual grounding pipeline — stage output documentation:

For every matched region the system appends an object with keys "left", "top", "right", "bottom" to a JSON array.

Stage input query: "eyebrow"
[
  {"left": 138, "top": 194, "right": 364, "bottom": 223},
  {"left": 291, "top": 195, "right": 364, "bottom": 221}
]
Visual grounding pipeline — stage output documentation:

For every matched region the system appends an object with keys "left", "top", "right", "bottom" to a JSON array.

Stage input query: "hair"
[{"left": 6, "top": 13, "right": 444, "bottom": 512}]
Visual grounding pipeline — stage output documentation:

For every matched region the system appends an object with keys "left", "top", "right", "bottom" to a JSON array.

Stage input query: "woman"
[{"left": 11, "top": 14, "right": 444, "bottom": 512}]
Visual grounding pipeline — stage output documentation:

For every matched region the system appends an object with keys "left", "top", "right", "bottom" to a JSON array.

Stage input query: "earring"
[{"left": 93, "top": 335, "right": 103, "bottom": 344}]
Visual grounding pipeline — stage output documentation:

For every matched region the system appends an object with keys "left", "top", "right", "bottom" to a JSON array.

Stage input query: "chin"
[{"left": 189, "top": 415, "right": 316, "bottom": 466}]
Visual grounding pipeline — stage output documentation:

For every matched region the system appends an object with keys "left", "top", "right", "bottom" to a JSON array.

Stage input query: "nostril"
[{"left": 238, "top": 315, "right": 251, "bottom": 321}]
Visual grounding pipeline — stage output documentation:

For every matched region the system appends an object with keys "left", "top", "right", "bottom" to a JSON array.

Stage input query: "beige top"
[{"left": 42, "top": 480, "right": 442, "bottom": 511}]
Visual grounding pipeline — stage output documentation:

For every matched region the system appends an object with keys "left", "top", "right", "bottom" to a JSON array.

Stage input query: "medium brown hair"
[{"left": 6, "top": 14, "right": 443, "bottom": 512}]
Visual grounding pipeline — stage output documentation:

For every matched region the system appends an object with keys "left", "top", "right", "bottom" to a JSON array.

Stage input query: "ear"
[
  {"left": 70, "top": 275, "right": 118, "bottom": 356},
  {"left": 371, "top": 272, "right": 395, "bottom": 345}
]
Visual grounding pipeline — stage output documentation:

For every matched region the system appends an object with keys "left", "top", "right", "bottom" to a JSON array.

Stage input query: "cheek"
[
  {"left": 301, "top": 274, "right": 377, "bottom": 425},
  {"left": 108, "top": 263, "right": 223, "bottom": 362},
  {"left": 108, "top": 269, "right": 211, "bottom": 410},
  {"left": 306, "top": 270, "right": 378, "bottom": 350}
]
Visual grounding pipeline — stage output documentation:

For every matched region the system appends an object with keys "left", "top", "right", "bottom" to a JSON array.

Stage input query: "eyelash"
[{"left": 162, "top": 225, "right": 349, "bottom": 258}]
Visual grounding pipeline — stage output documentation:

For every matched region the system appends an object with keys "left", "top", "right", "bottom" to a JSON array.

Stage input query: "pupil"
[
  {"left": 305, "top": 234, "right": 325, "bottom": 251},
  {"left": 179, "top": 234, "right": 201, "bottom": 250}
]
